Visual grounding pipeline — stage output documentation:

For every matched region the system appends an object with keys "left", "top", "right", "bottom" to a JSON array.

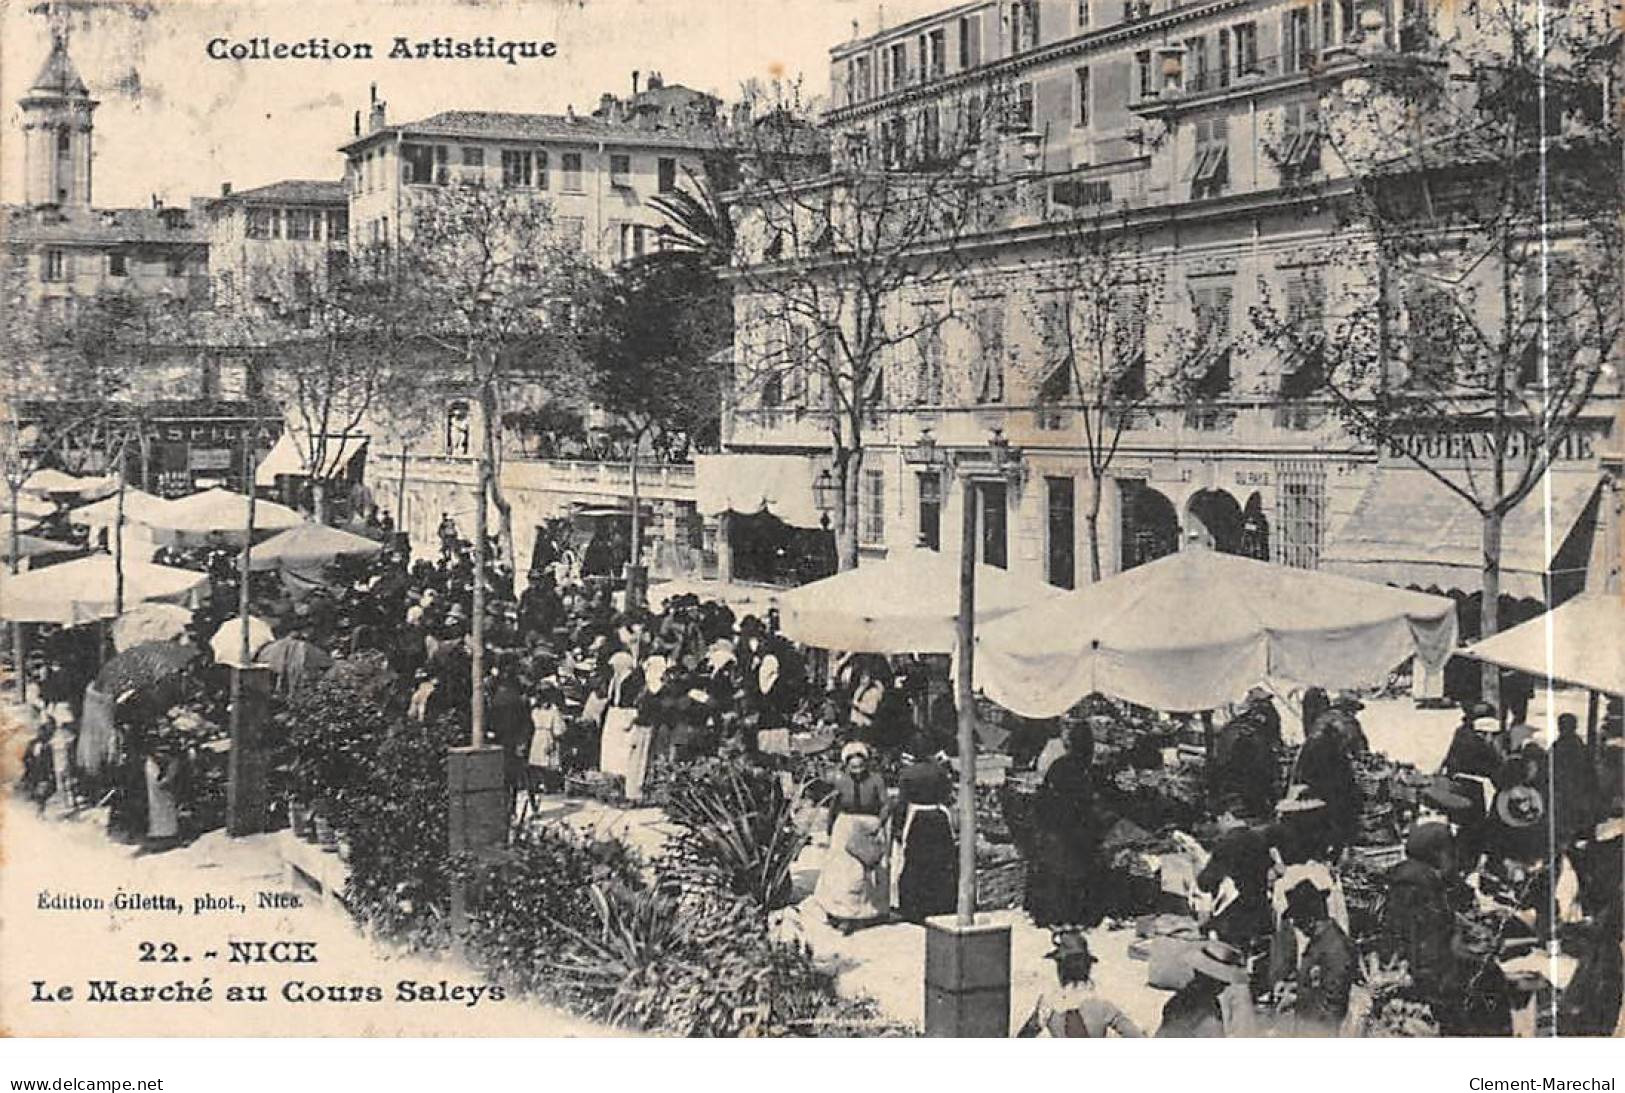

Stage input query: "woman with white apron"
[
  {"left": 598, "top": 651, "right": 643, "bottom": 793},
  {"left": 815, "top": 742, "right": 892, "bottom": 933},
  {"left": 894, "top": 743, "right": 958, "bottom": 923}
]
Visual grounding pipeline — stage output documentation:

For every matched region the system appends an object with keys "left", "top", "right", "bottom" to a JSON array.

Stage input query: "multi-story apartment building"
[
  {"left": 338, "top": 80, "right": 716, "bottom": 268},
  {"left": 712, "top": 0, "right": 1618, "bottom": 617},
  {"left": 337, "top": 79, "right": 734, "bottom": 575},
  {"left": 205, "top": 179, "right": 349, "bottom": 314}
]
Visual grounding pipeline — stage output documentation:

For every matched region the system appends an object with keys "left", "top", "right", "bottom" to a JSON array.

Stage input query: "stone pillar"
[
  {"left": 924, "top": 915, "right": 1012, "bottom": 1037},
  {"left": 226, "top": 666, "right": 273, "bottom": 837},
  {"left": 715, "top": 512, "right": 734, "bottom": 582},
  {"left": 447, "top": 744, "right": 506, "bottom": 930}
]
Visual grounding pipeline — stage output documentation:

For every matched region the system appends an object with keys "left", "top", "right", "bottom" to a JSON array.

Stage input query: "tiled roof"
[
  {"left": 341, "top": 109, "right": 724, "bottom": 152},
  {"left": 28, "top": 36, "right": 89, "bottom": 97},
  {"left": 3, "top": 205, "right": 208, "bottom": 247},
  {"left": 215, "top": 179, "right": 346, "bottom": 207}
]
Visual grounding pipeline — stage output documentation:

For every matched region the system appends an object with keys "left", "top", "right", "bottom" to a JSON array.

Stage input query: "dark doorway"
[
  {"left": 730, "top": 511, "right": 837, "bottom": 586},
  {"left": 1119, "top": 480, "right": 1180, "bottom": 571},
  {"left": 1187, "top": 488, "right": 1246, "bottom": 554},
  {"left": 1046, "top": 476, "right": 1076, "bottom": 589},
  {"left": 917, "top": 472, "right": 942, "bottom": 551},
  {"left": 980, "top": 481, "right": 1009, "bottom": 569},
  {"left": 1240, "top": 491, "right": 1271, "bottom": 561}
]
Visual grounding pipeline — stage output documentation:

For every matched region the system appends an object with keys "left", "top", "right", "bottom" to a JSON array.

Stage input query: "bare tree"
[
  {"left": 1252, "top": 0, "right": 1622, "bottom": 697},
  {"left": 1020, "top": 210, "right": 1181, "bottom": 582},
  {"left": 727, "top": 93, "right": 983, "bottom": 569},
  {"left": 232, "top": 247, "right": 402, "bottom": 523}
]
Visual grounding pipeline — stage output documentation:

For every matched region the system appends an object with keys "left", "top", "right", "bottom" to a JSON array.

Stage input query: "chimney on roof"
[
  {"left": 221, "top": 182, "right": 232, "bottom": 197},
  {"left": 632, "top": 70, "right": 640, "bottom": 96},
  {"left": 648, "top": 71, "right": 663, "bottom": 91},
  {"left": 354, "top": 109, "right": 361, "bottom": 137},
  {"left": 566, "top": 104, "right": 576, "bottom": 122},
  {"left": 151, "top": 193, "right": 161, "bottom": 210},
  {"left": 369, "top": 97, "right": 387, "bottom": 133}
]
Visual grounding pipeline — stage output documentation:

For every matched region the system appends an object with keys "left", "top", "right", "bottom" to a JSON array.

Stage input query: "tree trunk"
[
  {"left": 835, "top": 449, "right": 861, "bottom": 571},
  {"left": 113, "top": 456, "right": 127, "bottom": 618},
  {"left": 479, "top": 382, "right": 516, "bottom": 579},
  {"left": 312, "top": 479, "right": 328, "bottom": 526},
  {"left": 471, "top": 450, "right": 488, "bottom": 750},
  {"left": 1479, "top": 508, "right": 1504, "bottom": 708},
  {"left": 396, "top": 447, "right": 410, "bottom": 531},
  {"left": 627, "top": 436, "right": 645, "bottom": 610},
  {"left": 954, "top": 480, "right": 979, "bottom": 924},
  {"left": 8, "top": 489, "right": 22, "bottom": 700},
  {"left": 1085, "top": 473, "right": 1105, "bottom": 584}
]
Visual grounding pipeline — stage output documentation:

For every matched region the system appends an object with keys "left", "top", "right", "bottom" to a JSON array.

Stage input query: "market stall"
[
  {"left": 21, "top": 469, "right": 117, "bottom": 500},
  {"left": 0, "top": 554, "right": 209, "bottom": 625},
  {"left": 137, "top": 487, "right": 304, "bottom": 547},
  {"left": 974, "top": 548, "right": 1458, "bottom": 718},
  {"left": 1458, "top": 593, "right": 1625, "bottom": 697},
  {"left": 248, "top": 523, "right": 383, "bottom": 588},
  {"left": 775, "top": 547, "right": 1063, "bottom": 655}
]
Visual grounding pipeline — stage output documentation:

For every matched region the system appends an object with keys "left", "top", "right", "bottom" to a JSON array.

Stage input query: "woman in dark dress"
[
  {"left": 895, "top": 739, "right": 957, "bottom": 923},
  {"left": 1024, "top": 722, "right": 1100, "bottom": 927}
]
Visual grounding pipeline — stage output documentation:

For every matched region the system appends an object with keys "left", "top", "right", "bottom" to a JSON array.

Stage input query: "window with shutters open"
[
  {"left": 1282, "top": 6, "right": 1314, "bottom": 72},
  {"left": 1278, "top": 100, "right": 1321, "bottom": 177},
  {"left": 860, "top": 468, "right": 886, "bottom": 546},
  {"left": 1186, "top": 116, "right": 1230, "bottom": 197},
  {"left": 974, "top": 303, "right": 1007, "bottom": 403},
  {"left": 915, "top": 317, "right": 945, "bottom": 405},
  {"left": 1110, "top": 293, "right": 1149, "bottom": 410},
  {"left": 1188, "top": 282, "right": 1234, "bottom": 405},
  {"left": 1519, "top": 260, "right": 1577, "bottom": 388},
  {"left": 1037, "top": 295, "right": 1074, "bottom": 429},
  {"left": 1278, "top": 271, "right": 1327, "bottom": 426}
]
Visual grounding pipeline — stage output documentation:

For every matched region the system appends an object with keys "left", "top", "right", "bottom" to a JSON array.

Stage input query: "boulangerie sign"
[{"left": 1, "top": 0, "right": 1621, "bottom": 1045}]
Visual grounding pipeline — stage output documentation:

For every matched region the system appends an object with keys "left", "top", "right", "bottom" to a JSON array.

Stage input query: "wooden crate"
[{"left": 975, "top": 854, "right": 1027, "bottom": 911}]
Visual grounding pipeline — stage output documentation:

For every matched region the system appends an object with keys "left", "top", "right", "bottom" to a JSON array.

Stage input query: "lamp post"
[
  {"left": 919, "top": 426, "right": 1022, "bottom": 1037},
  {"left": 811, "top": 467, "right": 838, "bottom": 530}
]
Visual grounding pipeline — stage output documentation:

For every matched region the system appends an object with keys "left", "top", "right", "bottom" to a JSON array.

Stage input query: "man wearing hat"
[
  {"left": 1016, "top": 930, "right": 1144, "bottom": 1038},
  {"left": 1269, "top": 879, "right": 1356, "bottom": 1036},
  {"left": 1441, "top": 702, "right": 1504, "bottom": 780},
  {"left": 1377, "top": 822, "right": 1458, "bottom": 1001},
  {"left": 1156, "top": 939, "right": 1253, "bottom": 1037}
]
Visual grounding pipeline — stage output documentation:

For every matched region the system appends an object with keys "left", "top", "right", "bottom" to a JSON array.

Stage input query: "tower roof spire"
[{"left": 30, "top": 29, "right": 88, "bottom": 97}]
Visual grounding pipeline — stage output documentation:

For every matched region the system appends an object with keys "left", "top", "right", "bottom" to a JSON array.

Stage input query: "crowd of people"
[{"left": 9, "top": 506, "right": 1623, "bottom": 1040}]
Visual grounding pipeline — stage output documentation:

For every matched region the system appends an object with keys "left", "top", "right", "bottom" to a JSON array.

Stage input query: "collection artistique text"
[{"left": 206, "top": 37, "right": 559, "bottom": 64}]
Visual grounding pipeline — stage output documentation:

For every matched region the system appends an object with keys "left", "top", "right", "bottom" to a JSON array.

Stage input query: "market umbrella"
[
  {"left": 22, "top": 469, "right": 117, "bottom": 499},
  {"left": 256, "top": 637, "right": 334, "bottom": 692},
  {"left": 975, "top": 547, "right": 1459, "bottom": 717},
  {"left": 1, "top": 492, "right": 55, "bottom": 524},
  {"left": 0, "top": 531, "right": 77, "bottom": 564},
  {"left": 774, "top": 547, "right": 1064, "bottom": 655},
  {"left": 142, "top": 488, "right": 305, "bottom": 547},
  {"left": 112, "top": 602, "right": 195, "bottom": 652},
  {"left": 1458, "top": 594, "right": 1625, "bottom": 696},
  {"left": 209, "top": 615, "right": 277, "bottom": 667},
  {"left": 95, "top": 640, "right": 200, "bottom": 697},
  {"left": 0, "top": 554, "right": 209, "bottom": 624},
  {"left": 69, "top": 488, "right": 175, "bottom": 530},
  {"left": 248, "top": 523, "right": 382, "bottom": 581}
]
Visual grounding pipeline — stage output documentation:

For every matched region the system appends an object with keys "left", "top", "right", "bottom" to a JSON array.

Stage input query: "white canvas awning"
[
  {"left": 975, "top": 548, "right": 1460, "bottom": 716},
  {"left": 695, "top": 452, "right": 826, "bottom": 530},
  {"left": 0, "top": 555, "right": 208, "bottom": 625},
  {"left": 776, "top": 548, "right": 1063, "bottom": 655},
  {"left": 255, "top": 432, "right": 369, "bottom": 486},
  {"left": 68, "top": 488, "right": 174, "bottom": 529},
  {"left": 143, "top": 487, "right": 305, "bottom": 546},
  {"left": 1459, "top": 594, "right": 1625, "bottom": 695},
  {"left": 1324, "top": 468, "right": 1601, "bottom": 600}
]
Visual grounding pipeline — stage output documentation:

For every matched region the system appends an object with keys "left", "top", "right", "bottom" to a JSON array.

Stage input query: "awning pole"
[{"left": 1586, "top": 688, "right": 1601, "bottom": 760}]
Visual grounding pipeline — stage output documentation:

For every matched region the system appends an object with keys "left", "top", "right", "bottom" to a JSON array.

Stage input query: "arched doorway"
[
  {"left": 1240, "top": 491, "right": 1271, "bottom": 561},
  {"left": 1119, "top": 480, "right": 1180, "bottom": 571},
  {"left": 1186, "top": 489, "right": 1245, "bottom": 554}
]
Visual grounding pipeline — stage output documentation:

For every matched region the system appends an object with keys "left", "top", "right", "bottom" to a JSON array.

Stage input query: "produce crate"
[{"left": 566, "top": 771, "right": 625, "bottom": 803}]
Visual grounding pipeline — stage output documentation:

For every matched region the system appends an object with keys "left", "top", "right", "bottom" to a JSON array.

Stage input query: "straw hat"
[
  {"left": 840, "top": 740, "right": 871, "bottom": 764},
  {"left": 1494, "top": 785, "right": 1545, "bottom": 829},
  {"left": 1276, "top": 784, "right": 1328, "bottom": 815},
  {"left": 1186, "top": 939, "right": 1250, "bottom": 984}
]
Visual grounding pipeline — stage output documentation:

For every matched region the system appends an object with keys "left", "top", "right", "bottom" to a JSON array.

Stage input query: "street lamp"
[{"left": 811, "top": 467, "right": 838, "bottom": 530}]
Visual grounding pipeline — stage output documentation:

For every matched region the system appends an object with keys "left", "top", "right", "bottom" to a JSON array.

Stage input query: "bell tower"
[{"left": 20, "top": 30, "right": 97, "bottom": 208}]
